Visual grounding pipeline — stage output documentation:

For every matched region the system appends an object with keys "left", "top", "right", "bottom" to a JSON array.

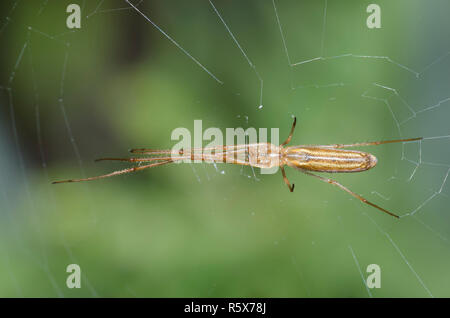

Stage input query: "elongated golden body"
[
  {"left": 53, "top": 117, "right": 422, "bottom": 219},
  {"left": 283, "top": 147, "right": 377, "bottom": 173},
  {"left": 177, "top": 143, "right": 378, "bottom": 174}
]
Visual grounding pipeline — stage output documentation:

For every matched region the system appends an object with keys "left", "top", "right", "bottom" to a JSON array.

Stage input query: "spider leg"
[
  {"left": 298, "top": 169, "right": 399, "bottom": 218},
  {"left": 129, "top": 144, "right": 250, "bottom": 154},
  {"left": 128, "top": 148, "right": 173, "bottom": 154},
  {"left": 95, "top": 156, "right": 176, "bottom": 162},
  {"left": 96, "top": 147, "right": 255, "bottom": 165},
  {"left": 318, "top": 137, "right": 422, "bottom": 149},
  {"left": 281, "top": 166, "right": 295, "bottom": 192},
  {"left": 52, "top": 160, "right": 173, "bottom": 184},
  {"left": 281, "top": 117, "right": 297, "bottom": 146}
]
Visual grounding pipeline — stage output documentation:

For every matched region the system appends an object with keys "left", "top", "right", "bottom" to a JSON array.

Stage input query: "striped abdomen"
[{"left": 284, "top": 147, "right": 377, "bottom": 173}]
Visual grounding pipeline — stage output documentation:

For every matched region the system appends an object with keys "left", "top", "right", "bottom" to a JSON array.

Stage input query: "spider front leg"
[
  {"left": 281, "top": 166, "right": 295, "bottom": 192},
  {"left": 281, "top": 117, "right": 297, "bottom": 146}
]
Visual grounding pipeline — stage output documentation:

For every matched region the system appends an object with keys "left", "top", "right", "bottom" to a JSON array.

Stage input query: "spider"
[{"left": 53, "top": 118, "right": 421, "bottom": 218}]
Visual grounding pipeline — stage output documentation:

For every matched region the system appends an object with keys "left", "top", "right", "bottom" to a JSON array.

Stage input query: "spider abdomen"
[{"left": 284, "top": 147, "right": 377, "bottom": 173}]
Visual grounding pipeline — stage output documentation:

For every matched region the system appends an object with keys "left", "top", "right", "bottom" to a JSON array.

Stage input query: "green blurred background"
[{"left": 1, "top": 0, "right": 450, "bottom": 297}]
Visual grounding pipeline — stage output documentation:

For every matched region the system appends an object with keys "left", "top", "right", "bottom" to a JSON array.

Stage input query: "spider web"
[{"left": 1, "top": 0, "right": 450, "bottom": 297}]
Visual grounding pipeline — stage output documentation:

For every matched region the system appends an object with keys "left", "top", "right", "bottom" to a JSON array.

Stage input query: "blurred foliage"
[{"left": 0, "top": 0, "right": 450, "bottom": 297}]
